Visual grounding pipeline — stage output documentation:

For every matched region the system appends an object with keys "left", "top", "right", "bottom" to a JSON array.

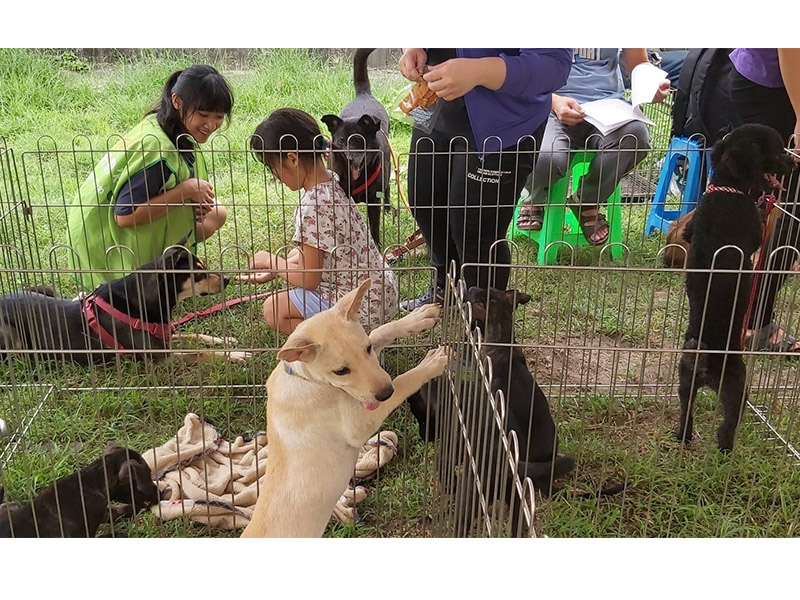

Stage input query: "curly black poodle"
[{"left": 677, "top": 123, "right": 795, "bottom": 452}]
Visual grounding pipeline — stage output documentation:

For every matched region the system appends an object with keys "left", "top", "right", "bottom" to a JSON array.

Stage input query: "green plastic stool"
[{"left": 510, "top": 151, "right": 624, "bottom": 265}]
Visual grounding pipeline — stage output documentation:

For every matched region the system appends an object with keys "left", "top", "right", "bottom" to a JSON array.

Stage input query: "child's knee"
[
  {"left": 262, "top": 296, "right": 278, "bottom": 328},
  {"left": 212, "top": 203, "right": 228, "bottom": 229},
  {"left": 201, "top": 203, "right": 227, "bottom": 237}
]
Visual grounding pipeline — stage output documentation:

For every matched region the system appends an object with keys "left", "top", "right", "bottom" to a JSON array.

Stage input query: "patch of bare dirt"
[{"left": 524, "top": 332, "right": 680, "bottom": 391}]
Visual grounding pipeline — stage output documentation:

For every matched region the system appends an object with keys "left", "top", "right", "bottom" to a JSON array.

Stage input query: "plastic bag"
[{"left": 398, "top": 79, "right": 442, "bottom": 134}]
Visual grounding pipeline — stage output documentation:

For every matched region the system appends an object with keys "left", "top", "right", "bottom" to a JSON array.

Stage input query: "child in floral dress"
[{"left": 241, "top": 108, "right": 398, "bottom": 334}]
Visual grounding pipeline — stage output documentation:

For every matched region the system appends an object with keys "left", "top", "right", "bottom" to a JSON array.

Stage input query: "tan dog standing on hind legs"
[{"left": 241, "top": 279, "right": 448, "bottom": 538}]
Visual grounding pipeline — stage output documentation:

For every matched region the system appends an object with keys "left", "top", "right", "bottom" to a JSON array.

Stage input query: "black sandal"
[
  {"left": 570, "top": 204, "right": 610, "bottom": 246},
  {"left": 745, "top": 322, "right": 800, "bottom": 354},
  {"left": 516, "top": 204, "right": 544, "bottom": 231}
]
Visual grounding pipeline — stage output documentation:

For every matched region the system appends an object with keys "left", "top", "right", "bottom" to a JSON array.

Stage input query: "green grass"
[{"left": 2, "top": 49, "right": 800, "bottom": 538}]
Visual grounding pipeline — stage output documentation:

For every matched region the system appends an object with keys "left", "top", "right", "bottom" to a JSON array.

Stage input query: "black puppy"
[
  {"left": 322, "top": 48, "right": 391, "bottom": 247},
  {"left": 677, "top": 124, "right": 795, "bottom": 452},
  {"left": 409, "top": 287, "right": 574, "bottom": 535},
  {"left": 0, "top": 444, "right": 158, "bottom": 537},
  {"left": 0, "top": 238, "right": 231, "bottom": 365}
]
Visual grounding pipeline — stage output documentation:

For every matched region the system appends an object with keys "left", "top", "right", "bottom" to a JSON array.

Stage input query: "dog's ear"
[
  {"left": 277, "top": 336, "right": 320, "bottom": 363},
  {"left": 505, "top": 289, "right": 531, "bottom": 308},
  {"left": 117, "top": 458, "right": 157, "bottom": 508},
  {"left": 162, "top": 246, "right": 192, "bottom": 272},
  {"left": 465, "top": 286, "right": 486, "bottom": 305},
  {"left": 176, "top": 231, "right": 192, "bottom": 248},
  {"left": 321, "top": 114, "right": 343, "bottom": 135},
  {"left": 333, "top": 278, "right": 372, "bottom": 322},
  {"left": 104, "top": 441, "right": 123, "bottom": 456},
  {"left": 357, "top": 114, "right": 380, "bottom": 135},
  {"left": 466, "top": 287, "right": 487, "bottom": 322}
]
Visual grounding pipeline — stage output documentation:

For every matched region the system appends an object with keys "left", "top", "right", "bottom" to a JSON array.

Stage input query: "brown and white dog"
[{"left": 241, "top": 279, "right": 448, "bottom": 537}]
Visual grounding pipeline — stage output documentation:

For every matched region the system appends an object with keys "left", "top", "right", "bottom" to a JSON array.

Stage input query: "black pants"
[
  {"left": 407, "top": 126, "right": 541, "bottom": 291},
  {"left": 730, "top": 69, "right": 800, "bottom": 330}
]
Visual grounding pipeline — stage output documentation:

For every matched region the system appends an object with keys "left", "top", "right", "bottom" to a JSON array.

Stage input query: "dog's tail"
[
  {"left": 354, "top": 48, "right": 375, "bottom": 95},
  {"left": 572, "top": 482, "right": 627, "bottom": 499}
]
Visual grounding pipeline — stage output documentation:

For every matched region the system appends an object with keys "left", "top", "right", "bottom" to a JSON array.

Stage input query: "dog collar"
[
  {"left": 350, "top": 161, "right": 382, "bottom": 197},
  {"left": 707, "top": 184, "right": 744, "bottom": 195}
]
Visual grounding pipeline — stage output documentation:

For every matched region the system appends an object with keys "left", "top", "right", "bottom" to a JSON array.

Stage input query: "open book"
[{"left": 581, "top": 62, "right": 668, "bottom": 136}]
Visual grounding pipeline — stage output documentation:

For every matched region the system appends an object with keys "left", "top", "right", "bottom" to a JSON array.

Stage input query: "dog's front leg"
[
  {"left": 362, "top": 346, "right": 449, "bottom": 435},
  {"left": 172, "top": 332, "right": 239, "bottom": 347},
  {"left": 369, "top": 304, "right": 441, "bottom": 353},
  {"left": 172, "top": 350, "right": 252, "bottom": 365}
]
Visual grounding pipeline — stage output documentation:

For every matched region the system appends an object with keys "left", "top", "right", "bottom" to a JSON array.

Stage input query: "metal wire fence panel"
[
  {"left": 458, "top": 258, "right": 800, "bottom": 537},
  {"left": 1, "top": 133, "right": 799, "bottom": 538}
]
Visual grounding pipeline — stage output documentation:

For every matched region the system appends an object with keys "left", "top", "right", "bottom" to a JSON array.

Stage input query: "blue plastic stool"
[{"left": 644, "top": 136, "right": 712, "bottom": 235}]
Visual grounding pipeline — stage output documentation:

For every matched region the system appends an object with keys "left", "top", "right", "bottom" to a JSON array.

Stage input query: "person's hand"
[
  {"left": 423, "top": 59, "right": 482, "bottom": 101},
  {"left": 552, "top": 95, "right": 585, "bottom": 126},
  {"left": 195, "top": 197, "right": 222, "bottom": 224},
  {"left": 236, "top": 250, "right": 277, "bottom": 284},
  {"left": 399, "top": 48, "right": 427, "bottom": 82},
  {"left": 180, "top": 178, "right": 215, "bottom": 210},
  {"left": 652, "top": 79, "right": 671, "bottom": 104},
  {"left": 791, "top": 118, "right": 800, "bottom": 162}
]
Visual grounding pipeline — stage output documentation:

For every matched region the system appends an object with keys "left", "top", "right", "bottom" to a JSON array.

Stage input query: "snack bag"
[{"left": 398, "top": 79, "right": 442, "bottom": 134}]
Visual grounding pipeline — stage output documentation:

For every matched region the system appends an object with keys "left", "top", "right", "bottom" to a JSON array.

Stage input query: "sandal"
[
  {"left": 570, "top": 204, "right": 610, "bottom": 246},
  {"left": 516, "top": 204, "right": 543, "bottom": 231},
  {"left": 745, "top": 322, "right": 800, "bottom": 354}
]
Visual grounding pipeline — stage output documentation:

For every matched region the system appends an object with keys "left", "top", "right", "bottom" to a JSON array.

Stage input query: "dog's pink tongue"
[
  {"left": 361, "top": 401, "right": 379, "bottom": 411},
  {"left": 352, "top": 166, "right": 361, "bottom": 180}
]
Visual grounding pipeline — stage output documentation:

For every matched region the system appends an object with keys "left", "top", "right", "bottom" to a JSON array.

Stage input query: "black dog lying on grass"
[
  {"left": 677, "top": 124, "right": 795, "bottom": 453},
  {"left": 0, "top": 238, "right": 247, "bottom": 366},
  {"left": 0, "top": 444, "right": 158, "bottom": 537},
  {"left": 409, "top": 287, "right": 575, "bottom": 535}
]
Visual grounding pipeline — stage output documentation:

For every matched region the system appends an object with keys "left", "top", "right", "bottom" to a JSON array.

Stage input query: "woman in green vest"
[{"left": 67, "top": 64, "right": 233, "bottom": 290}]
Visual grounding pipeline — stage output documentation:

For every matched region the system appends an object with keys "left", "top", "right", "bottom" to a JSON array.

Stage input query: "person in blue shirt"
[{"left": 398, "top": 48, "right": 572, "bottom": 310}]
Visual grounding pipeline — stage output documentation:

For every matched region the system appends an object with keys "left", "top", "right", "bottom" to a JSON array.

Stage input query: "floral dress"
[{"left": 292, "top": 174, "right": 398, "bottom": 330}]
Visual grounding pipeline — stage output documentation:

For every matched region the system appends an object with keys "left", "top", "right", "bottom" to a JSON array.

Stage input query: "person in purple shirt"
[
  {"left": 398, "top": 48, "right": 572, "bottom": 310},
  {"left": 729, "top": 48, "right": 800, "bottom": 353}
]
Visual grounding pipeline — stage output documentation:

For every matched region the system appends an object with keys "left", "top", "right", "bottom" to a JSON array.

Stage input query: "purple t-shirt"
[{"left": 729, "top": 48, "right": 784, "bottom": 88}]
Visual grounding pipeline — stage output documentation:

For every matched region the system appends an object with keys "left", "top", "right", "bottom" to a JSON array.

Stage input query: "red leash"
[
  {"left": 171, "top": 291, "right": 272, "bottom": 327},
  {"left": 740, "top": 193, "right": 778, "bottom": 350}
]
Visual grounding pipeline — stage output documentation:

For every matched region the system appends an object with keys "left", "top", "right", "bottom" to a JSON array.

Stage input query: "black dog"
[
  {"left": 0, "top": 444, "right": 158, "bottom": 537},
  {"left": 677, "top": 124, "right": 795, "bottom": 452},
  {"left": 409, "top": 287, "right": 574, "bottom": 535},
  {"left": 322, "top": 48, "right": 391, "bottom": 247},
  {"left": 0, "top": 237, "right": 231, "bottom": 365}
]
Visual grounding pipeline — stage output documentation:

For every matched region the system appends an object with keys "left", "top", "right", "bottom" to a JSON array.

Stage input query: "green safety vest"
[{"left": 67, "top": 113, "right": 204, "bottom": 290}]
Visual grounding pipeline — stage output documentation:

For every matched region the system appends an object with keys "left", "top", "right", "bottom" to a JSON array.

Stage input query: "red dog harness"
[
  {"left": 350, "top": 161, "right": 382, "bottom": 197},
  {"left": 82, "top": 293, "right": 174, "bottom": 354}
]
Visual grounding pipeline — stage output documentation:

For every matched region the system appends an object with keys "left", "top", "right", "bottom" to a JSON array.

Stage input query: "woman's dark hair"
[
  {"left": 150, "top": 64, "right": 234, "bottom": 151},
  {"left": 250, "top": 108, "right": 328, "bottom": 171}
]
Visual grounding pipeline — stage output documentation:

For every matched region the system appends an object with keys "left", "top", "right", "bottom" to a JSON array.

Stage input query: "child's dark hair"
[
  {"left": 250, "top": 108, "right": 328, "bottom": 171},
  {"left": 150, "top": 65, "right": 234, "bottom": 151}
]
